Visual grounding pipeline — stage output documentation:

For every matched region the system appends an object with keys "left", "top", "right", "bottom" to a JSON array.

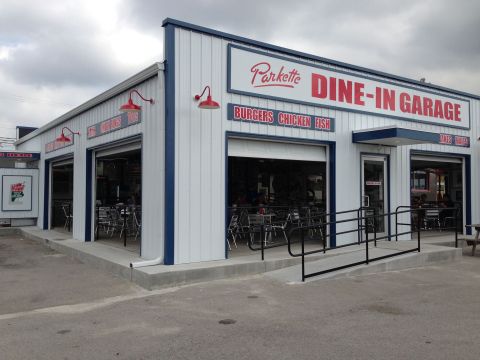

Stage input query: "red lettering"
[
  {"left": 439, "top": 134, "right": 453, "bottom": 144},
  {"left": 383, "top": 89, "right": 395, "bottom": 111},
  {"left": 311, "top": 74, "right": 327, "bottom": 98},
  {"left": 433, "top": 100, "right": 444, "bottom": 119},
  {"left": 400, "top": 93, "right": 411, "bottom": 113},
  {"left": 444, "top": 102, "right": 453, "bottom": 120},
  {"left": 338, "top": 79, "right": 352, "bottom": 103},
  {"left": 454, "top": 104, "right": 461, "bottom": 121},
  {"left": 423, "top": 97, "right": 433, "bottom": 117},
  {"left": 251, "top": 62, "right": 270, "bottom": 85},
  {"left": 330, "top": 76, "right": 337, "bottom": 101},
  {"left": 412, "top": 95, "right": 423, "bottom": 115},
  {"left": 251, "top": 62, "right": 300, "bottom": 88},
  {"left": 354, "top": 82, "right": 364, "bottom": 105},
  {"left": 375, "top": 87, "right": 381, "bottom": 109}
]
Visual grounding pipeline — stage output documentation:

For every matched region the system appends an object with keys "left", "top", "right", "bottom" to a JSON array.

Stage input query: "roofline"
[
  {"left": 162, "top": 18, "right": 480, "bottom": 100},
  {"left": 15, "top": 62, "right": 164, "bottom": 145}
]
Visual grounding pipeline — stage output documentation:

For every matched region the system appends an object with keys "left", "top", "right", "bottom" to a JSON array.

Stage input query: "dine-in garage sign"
[{"left": 228, "top": 45, "right": 470, "bottom": 129}]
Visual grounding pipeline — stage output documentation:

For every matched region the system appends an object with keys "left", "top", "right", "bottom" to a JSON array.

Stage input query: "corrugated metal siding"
[
  {"left": 174, "top": 27, "right": 479, "bottom": 263},
  {"left": 22, "top": 74, "right": 165, "bottom": 260}
]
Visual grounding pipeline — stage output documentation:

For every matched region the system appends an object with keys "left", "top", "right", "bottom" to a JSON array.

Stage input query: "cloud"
[
  {"left": 125, "top": 0, "right": 480, "bottom": 94},
  {"left": 0, "top": 0, "right": 478, "bottom": 139},
  {"left": 0, "top": 0, "right": 162, "bottom": 137}
]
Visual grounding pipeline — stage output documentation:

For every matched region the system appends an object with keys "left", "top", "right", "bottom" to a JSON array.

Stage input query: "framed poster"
[{"left": 2, "top": 175, "right": 33, "bottom": 211}]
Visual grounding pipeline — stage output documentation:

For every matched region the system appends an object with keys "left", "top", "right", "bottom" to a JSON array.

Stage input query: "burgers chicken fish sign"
[{"left": 228, "top": 45, "right": 470, "bottom": 129}]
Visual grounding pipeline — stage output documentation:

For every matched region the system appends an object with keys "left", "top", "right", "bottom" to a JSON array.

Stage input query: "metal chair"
[
  {"left": 248, "top": 214, "right": 270, "bottom": 246},
  {"left": 270, "top": 215, "right": 289, "bottom": 243},
  {"left": 95, "top": 206, "right": 111, "bottom": 236},
  {"left": 424, "top": 209, "right": 441, "bottom": 229},
  {"left": 227, "top": 215, "right": 239, "bottom": 250},
  {"left": 133, "top": 208, "right": 142, "bottom": 241},
  {"left": 61, "top": 204, "right": 73, "bottom": 231}
]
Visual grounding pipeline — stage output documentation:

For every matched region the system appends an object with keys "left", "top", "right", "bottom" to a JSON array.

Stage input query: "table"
[{"left": 464, "top": 224, "right": 480, "bottom": 256}]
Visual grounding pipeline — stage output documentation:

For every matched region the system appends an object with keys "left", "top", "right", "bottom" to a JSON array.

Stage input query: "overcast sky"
[{"left": 1, "top": 0, "right": 479, "bottom": 139}]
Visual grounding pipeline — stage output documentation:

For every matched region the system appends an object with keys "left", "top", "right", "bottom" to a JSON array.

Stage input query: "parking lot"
[
  {"left": 0, "top": 235, "right": 138, "bottom": 315},
  {"left": 1, "top": 234, "right": 480, "bottom": 360}
]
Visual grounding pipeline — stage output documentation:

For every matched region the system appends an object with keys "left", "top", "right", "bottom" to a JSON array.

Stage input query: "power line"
[{"left": 0, "top": 91, "right": 75, "bottom": 107}]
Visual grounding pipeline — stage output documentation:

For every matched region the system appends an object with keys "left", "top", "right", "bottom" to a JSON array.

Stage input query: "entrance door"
[
  {"left": 51, "top": 159, "right": 74, "bottom": 232},
  {"left": 361, "top": 155, "right": 388, "bottom": 238}
]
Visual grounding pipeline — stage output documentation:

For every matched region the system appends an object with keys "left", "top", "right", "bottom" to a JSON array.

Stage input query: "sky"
[{"left": 0, "top": 0, "right": 479, "bottom": 139}]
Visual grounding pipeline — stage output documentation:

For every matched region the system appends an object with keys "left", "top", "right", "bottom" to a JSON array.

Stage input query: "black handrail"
[{"left": 297, "top": 208, "right": 423, "bottom": 281}]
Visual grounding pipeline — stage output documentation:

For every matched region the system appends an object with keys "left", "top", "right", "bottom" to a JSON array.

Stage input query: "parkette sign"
[{"left": 228, "top": 45, "right": 470, "bottom": 129}]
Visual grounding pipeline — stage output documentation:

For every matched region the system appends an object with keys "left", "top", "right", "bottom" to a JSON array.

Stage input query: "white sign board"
[
  {"left": 228, "top": 45, "right": 470, "bottom": 129},
  {"left": 2, "top": 175, "right": 33, "bottom": 211}
]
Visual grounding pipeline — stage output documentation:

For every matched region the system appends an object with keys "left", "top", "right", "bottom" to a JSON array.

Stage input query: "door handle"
[{"left": 363, "top": 195, "right": 370, "bottom": 207}]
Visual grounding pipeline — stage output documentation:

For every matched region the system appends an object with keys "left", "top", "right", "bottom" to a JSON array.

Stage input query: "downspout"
[{"left": 130, "top": 257, "right": 163, "bottom": 269}]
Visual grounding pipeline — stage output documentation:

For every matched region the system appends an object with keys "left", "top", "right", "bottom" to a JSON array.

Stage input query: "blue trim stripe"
[
  {"left": 162, "top": 18, "right": 480, "bottom": 101},
  {"left": 43, "top": 160, "right": 50, "bottom": 230},
  {"left": 85, "top": 149, "right": 92, "bottom": 242},
  {"left": 225, "top": 135, "right": 229, "bottom": 259},
  {"left": 329, "top": 143, "right": 336, "bottom": 247},
  {"left": 164, "top": 24, "right": 176, "bottom": 265},
  {"left": 465, "top": 155, "right": 472, "bottom": 235}
]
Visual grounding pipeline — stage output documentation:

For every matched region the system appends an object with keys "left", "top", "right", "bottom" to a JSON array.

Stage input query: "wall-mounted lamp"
[
  {"left": 119, "top": 89, "right": 154, "bottom": 113},
  {"left": 55, "top": 127, "right": 80, "bottom": 143},
  {"left": 194, "top": 86, "right": 220, "bottom": 109}
]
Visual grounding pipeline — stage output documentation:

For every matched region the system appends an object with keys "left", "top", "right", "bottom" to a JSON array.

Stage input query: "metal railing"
[
  {"left": 227, "top": 205, "right": 461, "bottom": 281},
  {"left": 395, "top": 205, "right": 460, "bottom": 244},
  {"left": 292, "top": 208, "right": 421, "bottom": 281}
]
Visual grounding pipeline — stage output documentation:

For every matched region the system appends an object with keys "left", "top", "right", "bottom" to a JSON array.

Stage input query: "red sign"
[
  {"left": 228, "top": 103, "right": 335, "bottom": 132},
  {"left": 230, "top": 45, "right": 470, "bottom": 129}
]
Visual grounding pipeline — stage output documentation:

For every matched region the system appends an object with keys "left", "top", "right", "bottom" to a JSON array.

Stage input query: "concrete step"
[{"left": 6, "top": 227, "right": 463, "bottom": 290}]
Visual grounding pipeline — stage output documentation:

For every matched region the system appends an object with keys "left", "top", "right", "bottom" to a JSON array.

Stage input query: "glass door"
[{"left": 361, "top": 155, "right": 388, "bottom": 238}]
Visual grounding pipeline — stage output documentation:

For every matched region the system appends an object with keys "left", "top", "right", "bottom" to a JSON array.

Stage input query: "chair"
[
  {"left": 95, "top": 206, "right": 111, "bottom": 236},
  {"left": 107, "top": 208, "right": 128, "bottom": 239},
  {"left": 61, "top": 204, "right": 73, "bottom": 230},
  {"left": 270, "top": 215, "right": 289, "bottom": 244},
  {"left": 227, "top": 215, "right": 239, "bottom": 250},
  {"left": 424, "top": 209, "right": 441, "bottom": 229},
  {"left": 133, "top": 208, "right": 142, "bottom": 241},
  {"left": 248, "top": 214, "right": 270, "bottom": 246},
  {"left": 308, "top": 209, "right": 325, "bottom": 241},
  {"left": 288, "top": 208, "right": 301, "bottom": 226}
]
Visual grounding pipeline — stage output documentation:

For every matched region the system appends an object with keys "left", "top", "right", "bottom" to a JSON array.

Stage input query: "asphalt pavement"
[{"left": 1, "top": 234, "right": 480, "bottom": 360}]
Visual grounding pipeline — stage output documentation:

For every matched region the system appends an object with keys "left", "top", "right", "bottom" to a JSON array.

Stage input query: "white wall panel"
[
  {"left": 174, "top": 26, "right": 479, "bottom": 262},
  {"left": 22, "top": 73, "right": 165, "bottom": 260}
]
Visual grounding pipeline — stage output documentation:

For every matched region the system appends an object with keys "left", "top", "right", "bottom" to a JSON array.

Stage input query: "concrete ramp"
[{"left": 264, "top": 243, "right": 462, "bottom": 284}]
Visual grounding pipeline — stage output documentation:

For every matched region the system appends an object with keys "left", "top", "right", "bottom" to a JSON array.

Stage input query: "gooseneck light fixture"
[
  {"left": 55, "top": 127, "right": 80, "bottom": 143},
  {"left": 119, "top": 89, "right": 155, "bottom": 113},
  {"left": 194, "top": 85, "right": 220, "bottom": 109}
]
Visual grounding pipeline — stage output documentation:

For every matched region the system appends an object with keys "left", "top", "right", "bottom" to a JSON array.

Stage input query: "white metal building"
[{"left": 15, "top": 18, "right": 480, "bottom": 265}]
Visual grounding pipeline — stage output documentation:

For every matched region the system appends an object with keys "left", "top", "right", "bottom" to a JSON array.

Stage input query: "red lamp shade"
[
  {"left": 198, "top": 95, "right": 220, "bottom": 109},
  {"left": 194, "top": 86, "right": 220, "bottom": 109},
  {"left": 119, "top": 98, "right": 141, "bottom": 113},
  {"left": 120, "top": 89, "right": 154, "bottom": 113},
  {"left": 55, "top": 127, "right": 80, "bottom": 143},
  {"left": 56, "top": 132, "right": 72, "bottom": 143}
]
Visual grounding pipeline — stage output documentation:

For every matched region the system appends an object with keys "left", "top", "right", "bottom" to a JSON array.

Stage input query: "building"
[{"left": 14, "top": 18, "right": 479, "bottom": 265}]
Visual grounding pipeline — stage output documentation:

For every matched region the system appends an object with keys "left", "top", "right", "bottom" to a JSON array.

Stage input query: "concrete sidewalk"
[{"left": 4, "top": 227, "right": 464, "bottom": 290}]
